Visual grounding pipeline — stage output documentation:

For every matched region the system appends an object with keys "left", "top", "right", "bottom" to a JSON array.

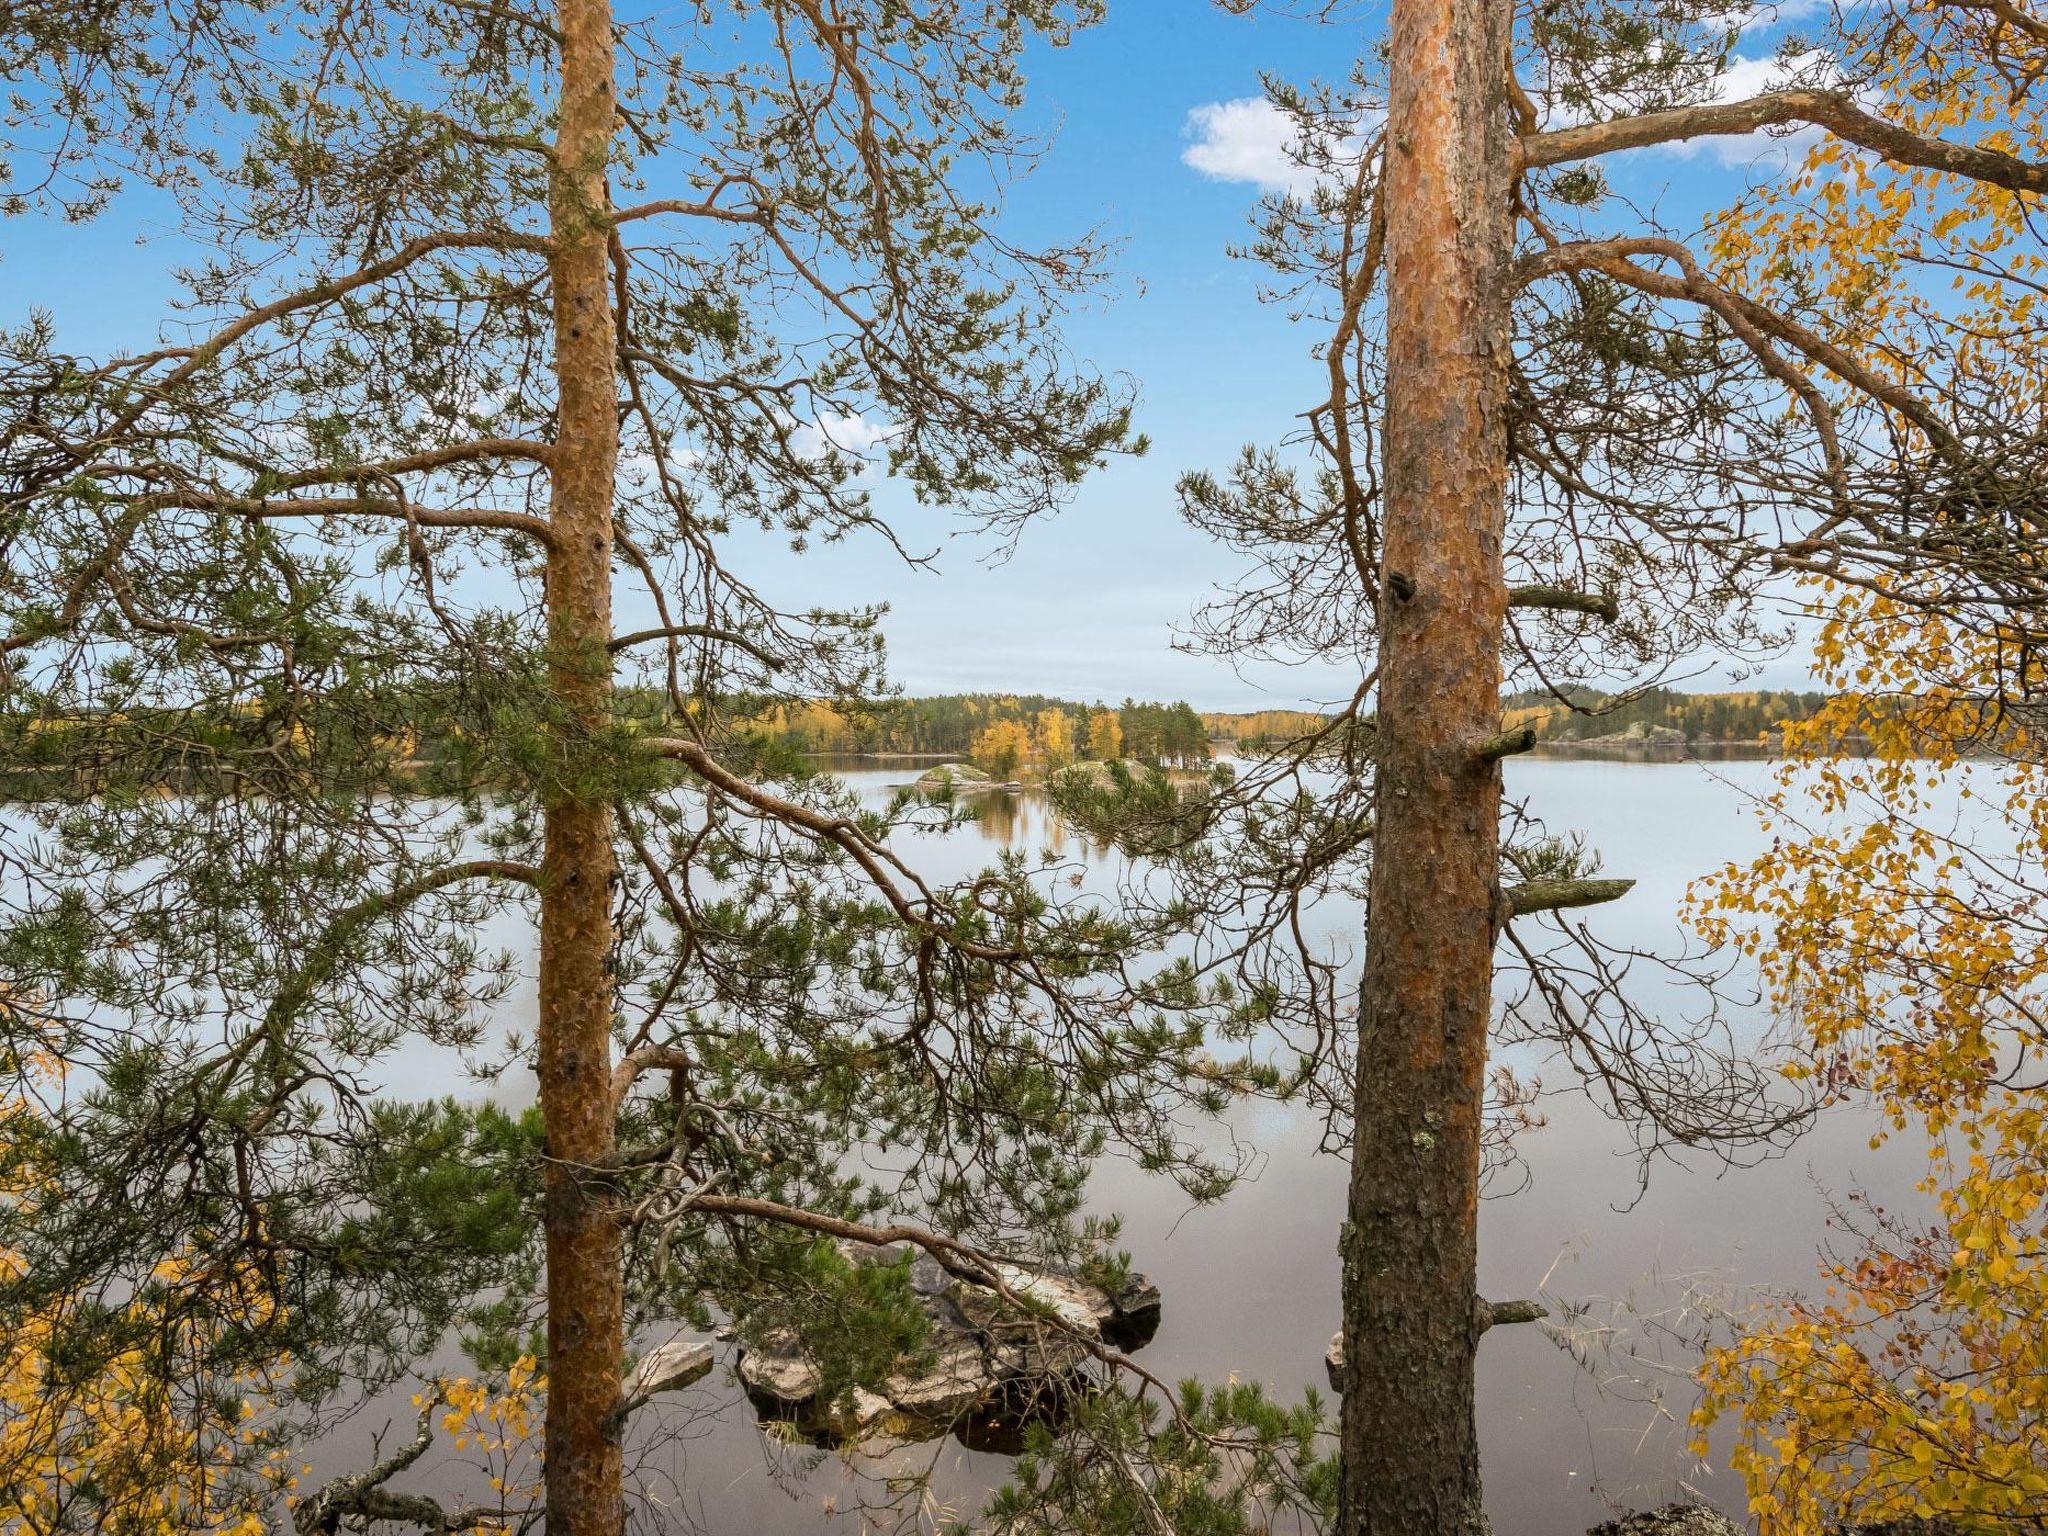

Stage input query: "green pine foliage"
[{"left": 980, "top": 1381, "right": 1338, "bottom": 1535}]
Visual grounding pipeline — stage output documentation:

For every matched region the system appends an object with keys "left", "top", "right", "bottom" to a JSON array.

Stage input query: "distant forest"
[
  {"left": 0, "top": 687, "right": 1837, "bottom": 795},
  {"left": 754, "top": 694, "right": 1213, "bottom": 766},
  {"left": 1502, "top": 686, "right": 1830, "bottom": 744},
  {"left": 757, "top": 686, "right": 1833, "bottom": 761},
  {"left": 1205, "top": 688, "right": 1830, "bottom": 751},
  {"left": 1201, "top": 709, "right": 1334, "bottom": 749}
]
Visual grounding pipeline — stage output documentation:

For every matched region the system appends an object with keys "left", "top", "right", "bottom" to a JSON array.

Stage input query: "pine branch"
[
  {"left": 1507, "top": 585, "right": 1619, "bottom": 623},
  {"left": 1521, "top": 89, "right": 2048, "bottom": 196}
]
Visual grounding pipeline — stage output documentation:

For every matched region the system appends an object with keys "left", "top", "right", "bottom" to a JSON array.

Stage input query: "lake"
[{"left": 348, "top": 756, "right": 1931, "bottom": 1532}]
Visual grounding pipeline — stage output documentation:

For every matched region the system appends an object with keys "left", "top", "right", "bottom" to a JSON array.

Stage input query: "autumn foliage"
[
  {"left": 1666, "top": 0, "right": 2048, "bottom": 1517},
  {"left": 0, "top": 1002, "right": 541, "bottom": 1534},
  {"left": 1691, "top": 596, "right": 2048, "bottom": 1531}
]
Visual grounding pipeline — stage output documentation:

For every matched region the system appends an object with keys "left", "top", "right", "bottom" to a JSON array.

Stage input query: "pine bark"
[
  {"left": 540, "top": 0, "right": 624, "bottom": 1529},
  {"left": 1337, "top": 0, "right": 1514, "bottom": 1525}
]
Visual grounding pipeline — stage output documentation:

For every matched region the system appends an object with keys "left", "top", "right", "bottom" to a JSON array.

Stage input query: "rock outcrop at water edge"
[
  {"left": 736, "top": 1240, "right": 1161, "bottom": 1448},
  {"left": 913, "top": 762, "right": 997, "bottom": 791},
  {"left": 1587, "top": 1510, "right": 1743, "bottom": 1536},
  {"left": 1588, "top": 1507, "right": 1979, "bottom": 1536}
]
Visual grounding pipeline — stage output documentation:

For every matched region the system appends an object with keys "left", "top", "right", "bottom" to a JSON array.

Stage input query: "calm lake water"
[{"left": 351, "top": 757, "right": 1931, "bottom": 1533}]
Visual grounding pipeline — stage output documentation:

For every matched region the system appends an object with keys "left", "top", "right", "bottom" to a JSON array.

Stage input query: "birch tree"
[
  {"left": 1684, "top": 11, "right": 2048, "bottom": 1516},
  {"left": 1691, "top": 604, "right": 2048, "bottom": 1533}
]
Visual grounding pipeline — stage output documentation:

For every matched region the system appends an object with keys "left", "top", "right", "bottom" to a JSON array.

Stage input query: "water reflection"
[
  {"left": 318, "top": 758, "right": 1938, "bottom": 1534},
  {"left": 784, "top": 758, "right": 1929, "bottom": 1535},
  {"left": 968, "top": 788, "right": 1028, "bottom": 846}
]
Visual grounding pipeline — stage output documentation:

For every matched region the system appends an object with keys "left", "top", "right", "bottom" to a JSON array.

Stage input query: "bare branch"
[
  {"left": 638, "top": 736, "right": 1024, "bottom": 961},
  {"left": 1476, "top": 1296, "right": 1548, "bottom": 1330},
  {"left": 1515, "top": 236, "right": 1968, "bottom": 465},
  {"left": 293, "top": 1393, "right": 513, "bottom": 1535},
  {"left": 139, "top": 491, "right": 559, "bottom": 545},
  {"left": 607, "top": 624, "right": 785, "bottom": 669}
]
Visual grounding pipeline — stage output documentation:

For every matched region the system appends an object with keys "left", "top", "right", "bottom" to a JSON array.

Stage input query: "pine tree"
[
  {"left": 0, "top": 4, "right": 1237, "bottom": 1527},
  {"left": 1162, "top": 0, "right": 2048, "bottom": 1528}
]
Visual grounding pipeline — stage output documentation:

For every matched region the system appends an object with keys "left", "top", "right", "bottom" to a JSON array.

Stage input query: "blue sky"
[
  {"left": 2, "top": 0, "right": 1825, "bottom": 710},
  {"left": 742, "top": 2, "right": 1375, "bottom": 710},
  {"left": 760, "top": 0, "right": 1826, "bottom": 708}
]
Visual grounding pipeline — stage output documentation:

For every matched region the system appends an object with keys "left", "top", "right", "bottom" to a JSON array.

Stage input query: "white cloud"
[
  {"left": 1181, "top": 97, "right": 1322, "bottom": 196},
  {"left": 1705, "top": 0, "right": 1829, "bottom": 36},
  {"left": 792, "top": 410, "right": 897, "bottom": 462}
]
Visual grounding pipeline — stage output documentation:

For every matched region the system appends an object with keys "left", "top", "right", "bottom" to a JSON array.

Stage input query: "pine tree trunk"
[
  {"left": 1337, "top": 0, "right": 1514, "bottom": 1527},
  {"left": 541, "top": 0, "right": 624, "bottom": 1529}
]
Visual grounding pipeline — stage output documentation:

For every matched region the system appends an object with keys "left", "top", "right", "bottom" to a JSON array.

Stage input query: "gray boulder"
[
  {"left": 808, "top": 1386, "right": 899, "bottom": 1441},
  {"left": 618, "top": 1335, "right": 714, "bottom": 1418},
  {"left": 737, "top": 1327, "right": 826, "bottom": 1405},
  {"left": 949, "top": 1271, "right": 1097, "bottom": 1383},
  {"left": 1112, "top": 1270, "right": 1163, "bottom": 1315},
  {"left": 914, "top": 762, "right": 994, "bottom": 791},
  {"left": 882, "top": 1332, "right": 991, "bottom": 1421}
]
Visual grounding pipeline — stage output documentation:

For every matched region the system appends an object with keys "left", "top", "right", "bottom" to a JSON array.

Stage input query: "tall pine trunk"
[
  {"left": 1338, "top": 0, "right": 1514, "bottom": 1526},
  {"left": 540, "top": 0, "right": 624, "bottom": 1529}
]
